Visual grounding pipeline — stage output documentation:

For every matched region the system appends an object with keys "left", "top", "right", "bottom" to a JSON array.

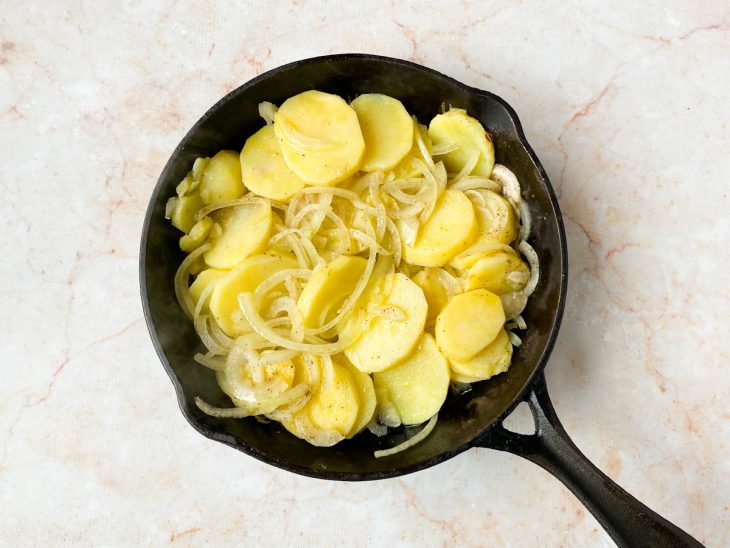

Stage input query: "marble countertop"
[{"left": 2, "top": 1, "right": 728, "bottom": 546}]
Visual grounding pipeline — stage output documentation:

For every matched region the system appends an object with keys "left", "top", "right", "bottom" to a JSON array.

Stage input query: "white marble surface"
[{"left": 1, "top": 1, "right": 729, "bottom": 546}]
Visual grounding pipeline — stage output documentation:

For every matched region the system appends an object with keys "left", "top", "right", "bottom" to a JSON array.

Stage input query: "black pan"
[{"left": 140, "top": 54, "right": 701, "bottom": 547}]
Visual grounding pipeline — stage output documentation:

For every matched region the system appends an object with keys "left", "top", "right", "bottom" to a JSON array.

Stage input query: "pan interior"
[{"left": 141, "top": 55, "right": 567, "bottom": 479}]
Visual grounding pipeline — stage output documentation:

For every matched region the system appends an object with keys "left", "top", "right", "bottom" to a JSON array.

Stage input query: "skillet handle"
[{"left": 474, "top": 371, "right": 703, "bottom": 548}]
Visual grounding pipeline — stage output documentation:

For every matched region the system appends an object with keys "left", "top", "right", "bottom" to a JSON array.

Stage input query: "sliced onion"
[
  {"left": 258, "top": 348, "right": 299, "bottom": 366},
  {"left": 351, "top": 230, "right": 391, "bottom": 255},
  {"left": 194, "top": 314, "right": 230, "bottom": 356},
  {"left": 194, "top": 196, "right": 264, "bottom": 221},
  {"left": 253, "top": 269, "right": 311, "bottom": 306},
  {"left": 258, "top": 101, "right": 278, "bottom": 125},
  {"left": 398, "top": 216, "right": 419, "bottom": 247},
  {"left": 321, "top": 354, "right": 334, "bottom": 391},
  {"left": 298, "top": 186, "right": 379, "bottom": 215},
  {"left": 492, "top": 164, "right": 521, "bottom": 204},
  {"left": 450, "top": 176, "right": 501, "bottom": 192},
  {"left": 413, "top": 122, "right": 435, "bottom": 170},
  {"left": 385, "top": 218, "right": 402, "bottom": 268},
  {"left": 500, "top": 291, "right": 528, "bottom": 321},
  {"left": 450, "top": 150, "right": 479, "bottom": 183},
  {"left": 367, "top": 420, "right": 388, "bottom": 437},
  {"left": 174, "top": 244, "right": 210, "bottom": 319},
  {"left": 508, "top": 331, "right": 523, "bottom": 347},
  {"left": 193, "top": 352, "right": 226, "bottom": 371},
  {"left": 374, "top": 414, "right": 438, "bottom": 458},
  {"left": 518, "top": 201, "right": 532, "bottom": 242},
  {"left": 431, "top": 142, "right": 458, "bottom": 155},
  {"left": 519, "top": 241, "right": 540, "bottom": 297},
  {"left": 239, "top": 293, "right": 354, "bottom": 354}
]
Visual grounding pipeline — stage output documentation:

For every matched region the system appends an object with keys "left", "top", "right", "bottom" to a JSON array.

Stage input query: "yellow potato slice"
[
  {"left": 179, "top": 216, "right": 213, "bottom": 252},
  {"left": 240, "top": 125, "right": 307, "bottom": 201},
  {"left": 373, "top": 333, "right": 449, "bottom": 425},
  {"left": 449, "top": 328, "right": 512, "bottom": 381},
  {"left": 167, "top": 192, "right": 203, "bottom": 234},
  {"left": 342, "top": 357, "right": 377, "bottom": 437},
  {"left": 412, "top": 268, "right": 450, "bottom": 325},
  {"left": 209, "top": 252, "right": 298, "bottom": 337},
  {"left": 393, "top": 122, "right": 431, "bottom": 178},
  {"left": 428, "top": 109, "right": 495, "bottom": 177},
  {"left": 465, "top": 251, "right": 529, "bottom": 294},
  {"left": 435, "top": 288, "right": 505, "bottom": 361},
  {"left": 450, "top": 190, "right": 518, "bottom": 270},
  {"left": 283, "top": 358, "right": 360, "bottom": 446},
  {"left": 189, "top": 268, "right": 226, "bottom": 308},
  {"left": 351, "top": 93, "right": 413, "bottom": 172},
  {"left": 200, "top": 150, "right": 245, "bottom": 205},
  {"left": 401, "top": 189, "right": 478, "bottom": 267},
  {"left": 274, "top": 90, "right": 365, "bottom": 185},
  {"left": 297, "top": 255, "right": 368, "bottom": 329},
  {"left": 343, "top": 273, "right": 427, "bottom": 373},
  {"left": 204, "top": 199, "right": 273, "bottom": 269}
]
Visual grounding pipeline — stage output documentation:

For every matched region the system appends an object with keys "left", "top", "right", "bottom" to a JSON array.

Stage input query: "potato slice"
[
  {"left": 283, "top": 358, "right": 360, "bottom": 446},
  {"left": 412, "top": 268, "right": 450, "bottom": 325},
  {"left": 200, "top": 150, "right": 245, "bottom": 205},
  {"left": 274, "top": 90, "right": 364, "bottom": 185},
  {"left": 401, "top": 189, "right": 478, "bottom": 267},
  {"left": 435, "top": 289, "right": 505, "bottom": 361},
  {"left": 209, "top": 252, "right": 297, "bottom": 337},
  {"left": 428, "top": 109, "right": 495, "bottom": 177},
  {"left": 351, "top": 93, "right": 413, "bottom": 172},
  {"left": 450, "top": 190, "right": 518, "bottom": 270},
  {"left": 179, "top": 216, "right": 213, "bottom": 252},
  {"left": 343, "top": 273, "right": 427, "bottom": 373},
  {"left": 393, "top": 122, "right": 431, "bottom": 178},
  {"left": 373, "top": 333, "right": 449, "bottom": 425},
  {"left": 189, "top": 268, "right": 226, "bottom": 308},
  {"left": 342, "top": 357, "right": 377, "bottom": 437},
  {"left": 204, "top": 199, "right": 273, "bottom": 269},
  {"left": 465, "top": 251, "right": 529, "bottom": 294},
  {"left": 167, "top": 192, "right": 203, "bottom": 234},
  {"left": 449, "top": 328, "right": 512, "bottom": 381},
  {"left": 297, "top": 255, "right": 368, "bottom": 329},
  {"left": 240, "top": 125, "right": 306, "bottom": 201}
]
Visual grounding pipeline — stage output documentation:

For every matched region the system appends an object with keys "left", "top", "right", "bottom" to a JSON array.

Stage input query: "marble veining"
[{"left": 1, "top": 1, "right": 728, "bottom": 546}]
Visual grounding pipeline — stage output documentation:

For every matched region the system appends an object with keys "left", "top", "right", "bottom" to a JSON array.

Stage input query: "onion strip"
[
  {"left": 174, "top": 244, "right": 210, "bottom": 319},
  {"left": 519, "top": 241, "right": 540, "bottom": 297},
  {"left": 374, "top": 414, "right": 438, "bottom": 458}
]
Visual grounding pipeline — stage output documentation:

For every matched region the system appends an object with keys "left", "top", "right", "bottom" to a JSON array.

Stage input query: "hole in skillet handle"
[{"left": 473, "top": 371, "right": 704, "bottom": 548}]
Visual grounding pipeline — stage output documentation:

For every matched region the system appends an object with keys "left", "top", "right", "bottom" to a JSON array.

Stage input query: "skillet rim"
[{"left": 139, "top": 53, "right": 568, "bottom": 481}]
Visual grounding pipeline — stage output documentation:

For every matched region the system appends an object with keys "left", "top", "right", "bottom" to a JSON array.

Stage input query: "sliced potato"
[
  {"left": 401, "top": 189, "right": 478, "bottom": 267},
  {"left": 412, "top": 268, "right": 450, "bottom": 325},
  {"left": 200, "top": 150, "right": 245, "bottom": 205},
  {"left": 189, "top": 268, "right": 226, "bottom": 308},
  {"left": 342, "top": 357, "right": 377, "bottom": 437},
  {"left": 450, "top": 190, "right": 518, "bottom": 270},
  {"left": 393, "top": 122, "right": 431, "bottom": 178},
  {"left": 297, "top": 255, "right": 368, "bottom": 329},
  {"left": 471, "top": 189, "right": 518, "bottom": 245},
  {"left": 204, "top": 199, "right": 273, "bottom": 269},
  {"left": 167, "top": 192, "right": 203, "bottom": 234},
  {"left": 283, "top": 358, "right": 360, "bottom": 446},
  {"left": 179, "top": 216, "right": 213, "bottom": 252},
  {"left": 351, "top": 93, "right": 413, "bottom": 172},
  {"left": 465, "top": 251, "right": 529, "bottom": 294},
  {"left": 275, "top": 90, "right": 364, "bottom": 185},
  {"left": 428, "top": 108, "right": 495, "bottom": 177},
  {"left": 240, "top": 125, "right": 306, "bottom": 201},
  {"left": 209, "top": 252, "right": 297, "bottom": 337},
  {"left": 435, "top": 288, "right": 505, "bottom": 361},
  {"left": 343, "top": 273, "right": 427, "bottom": 373},
  {"left": 449, "top": 328, "right": 512, "bottom": 381},
  {"left": 373, "top": 333, "right": 449, "bottom": 425}
]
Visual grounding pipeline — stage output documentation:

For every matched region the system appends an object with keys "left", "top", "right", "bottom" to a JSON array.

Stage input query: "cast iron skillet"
[{"left": 140, "top": 54, "right": 702, "bottom": 547}]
